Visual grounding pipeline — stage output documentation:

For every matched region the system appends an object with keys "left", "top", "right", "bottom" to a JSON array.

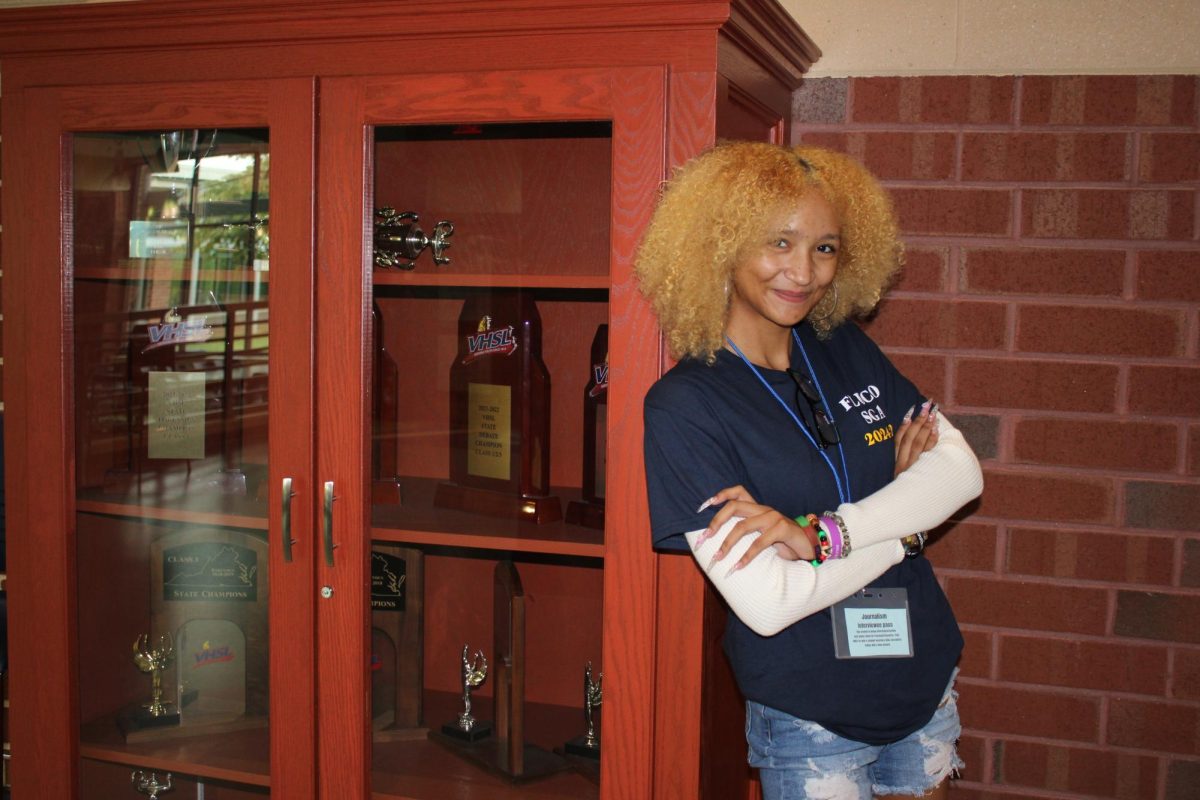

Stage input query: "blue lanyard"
[{"left": 725, "top": 329, "right": 853, "bottom": 504}]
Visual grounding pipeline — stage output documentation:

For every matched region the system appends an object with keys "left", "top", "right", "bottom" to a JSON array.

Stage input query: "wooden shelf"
[
  {"left": 76, "top": 480, "right": 268, "bottom": 532},
  {"left": 80, "top": 715, "right": 269, "bottom": 788},
  {"left": 372, "top": 477, "right": 604, "bottom": 558},
  {"left": 372, "top": 691, "right": 597, "bottom": 800},
  {"left": 75, "top": 265, "right": 268, "bottom": 283},
  {"left": 373, "top": 272, "right": 608, "bottom": 290}
]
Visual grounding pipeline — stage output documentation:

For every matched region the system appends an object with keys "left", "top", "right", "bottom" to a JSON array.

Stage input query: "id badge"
[{"left": 831, "top": 588, "right": 914, "bottom": 659}]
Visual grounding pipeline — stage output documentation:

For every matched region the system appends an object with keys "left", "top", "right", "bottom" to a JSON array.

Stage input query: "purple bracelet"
[{"left": 819, "top": 513, "right": 844, "bottom": 560}]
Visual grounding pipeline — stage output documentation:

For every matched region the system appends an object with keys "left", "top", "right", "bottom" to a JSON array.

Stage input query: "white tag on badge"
[{"left": 831, "top": 588, "right": 914, "bottom": 659}]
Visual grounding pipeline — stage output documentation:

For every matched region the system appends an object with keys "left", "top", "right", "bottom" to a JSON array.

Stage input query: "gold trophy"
[
  {"left": 442, "top": 644, "right": 491, "bottom": 741},
  {"left": 119, "top": 633, "right": 181, "bottom": 736}
]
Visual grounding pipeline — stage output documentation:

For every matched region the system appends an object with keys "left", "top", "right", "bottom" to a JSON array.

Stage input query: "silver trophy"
[
  {"left": 131, "top": 770, "right": 173, "bottom": 798},
  {"left": 565, "top": 661, "right": 603, "bottom": 758},
  {"left": 373, "top": 207, "right": 454, "bottom": 270},
  {"left": 441, "top": 644, "right": 491, "bottom": 741}
]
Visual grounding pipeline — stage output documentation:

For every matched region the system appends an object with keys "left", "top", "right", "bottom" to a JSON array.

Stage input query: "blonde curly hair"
[{"left": 634, "top": 141, "right": 903, "bottom": 362}]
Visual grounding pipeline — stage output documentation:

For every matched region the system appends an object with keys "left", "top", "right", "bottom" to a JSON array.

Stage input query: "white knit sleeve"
[{"left": 686, "top": 410, "right": 983, "bottom": 636}]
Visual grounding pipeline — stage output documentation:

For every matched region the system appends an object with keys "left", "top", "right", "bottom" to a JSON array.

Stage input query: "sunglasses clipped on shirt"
[{"left": 787, "top": 368, "right": 840, "bottom": 449}]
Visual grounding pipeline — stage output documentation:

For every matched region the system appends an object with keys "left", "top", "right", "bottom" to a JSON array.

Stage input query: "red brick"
[
  {"left": 956, "top": 358, "right": 1119, "bottom": 413},
  {"left": 963, "top": 132, "right": 1129, "bottom": 183},
  {"left": 797, "top": 130, "right": 958, "bottom": 180},
  {"left": 1136, "top": 250, "right": 1200, "bottom": 302},
  {"left": 997, "top": 739, "right": 1159, "bottom": 799},
  {"left": 1125, "top": 482, "right": 1200, "bottom": 532},
  {"left": 947, "top": 576, "right": 1108, "bottom": 634},
  {"left": 852, "top": 76, "right": 1015, "bottom": 124},
  {"left": 1114, "top": 591, "right": 1200, "bottom": 644},
  {"left": 1182, "top": 538, "right": 1200, "bottom": 588},
  {"left": 863, "top": 298, "right": 1006, "bottom": 350},
  {"left": 791, "top": 77, "right": 848, "bottom": 125},
  {"left": 998, "top": 634, "right": 1167, "bottom": 695},
  {"left": 1190, "top": 426, "right": 1200, "bottom": 476},
  {"left": 882, "top": 350, "right": 946, "bottom": 400},
  {"left": 893, "top": 188, "right": 1013, "bottom": 237},
  {"left": 1017, "top": 305, "right": 1183, "bottom": 358},
  {"left": 1108, "top": 697, "right": 1200, "bottom": 755},
  {"left": 976, "top": 469, "right": 1114, "bottom": 524},
  {"left": 1139, "top": 132, "right": 1200, "bottom": 183},
  {"left": 1022, "top": 188, "right": 1195, "bottom": 240},
  {"left": 1129, "top": 366, "right": 1200, "bottom": 417},
  {"left": 1168, "top": 761, "right": 1200, "bottom": 800},
  {"left": 928, "top": 520, "right": 998, "bottom": 572},
  {"left": 1175, "top": 647, "right": 1200, "bottom": 701},
  {"left": 1021, "top": 75, "right": 1198, "bottom": 127},
  {"left": 1007, "top": 527, "right": 1176, "bottom": 585},
  {"left": 1013, "top": 418, "right": 1179, "bottom": 472},
  {"left": 959, "top": 681, "right": 1100, "bottom": 741},
  {"left": 950, "top": 414, "right": 999, "bottom": 461},
  {"left": 958, "top": 628, "right": 993, "bottom": 680},
  {"left": 894, "top": 246, "right": 948, "bottom": 292},
  {"left": 963, "top": 247, "right": 1126, "bottom": 297},
  {"left": 955, "top": 733, "right": 988, "bottom": 783}
]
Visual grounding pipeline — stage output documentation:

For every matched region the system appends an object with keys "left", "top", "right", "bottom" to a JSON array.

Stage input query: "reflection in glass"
[{"left": 72, "top": 128, "right": 272, "bottom": 796}]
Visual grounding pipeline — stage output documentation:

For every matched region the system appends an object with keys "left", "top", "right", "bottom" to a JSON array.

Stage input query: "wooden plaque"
[{"left": 370, "top": 545, "right": 424, "bottom": 736}]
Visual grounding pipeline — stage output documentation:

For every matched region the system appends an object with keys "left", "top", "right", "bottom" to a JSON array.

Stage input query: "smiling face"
[{"left": 725, "top": 190, "right": 841, "bottom": 351}]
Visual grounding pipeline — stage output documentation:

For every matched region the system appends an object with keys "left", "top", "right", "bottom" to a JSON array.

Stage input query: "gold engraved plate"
[
  {"left": 467, "top": 382, "right": 511, "bottom": 481},
  {"left": 147, "top": 371, "right": 206, "bottom": 460}
]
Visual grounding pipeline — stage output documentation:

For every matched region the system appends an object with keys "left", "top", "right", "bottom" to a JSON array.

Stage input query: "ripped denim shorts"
[{"left": 746, "top": 670, "right": 963, "bottom": 800}]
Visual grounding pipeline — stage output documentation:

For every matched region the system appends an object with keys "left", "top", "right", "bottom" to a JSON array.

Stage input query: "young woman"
[{"left": 637, "top": 143, "right": 984, "bottom": 799}]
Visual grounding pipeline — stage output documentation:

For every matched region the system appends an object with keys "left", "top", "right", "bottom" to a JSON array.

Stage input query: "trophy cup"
[
  {"left": 131, "top": 770, "right": 174, "bottom": 798},
  {"left": 119, "top": 633, "right": 181, "bottom": 736},
  {"left": 373, "top": 207, "right": 454, "bottom": 270},
  {"left": 565, "top": 661, "right": 603, "bottom": 758},
  {"left": 442, "top": 644, "right": 491, "bottom": 741}
]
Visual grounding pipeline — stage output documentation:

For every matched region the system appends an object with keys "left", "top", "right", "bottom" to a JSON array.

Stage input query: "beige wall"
[
  {"left": 785, "top": 0, "right": 1200, "bottom": 77},
  {"left": 1, "top": 0, "right": 1198, "bottom": 78}
]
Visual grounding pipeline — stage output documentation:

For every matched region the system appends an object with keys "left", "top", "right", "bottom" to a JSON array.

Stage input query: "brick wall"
[{"left": 794, "top": 75, "right": 1199, "bottom": 799}]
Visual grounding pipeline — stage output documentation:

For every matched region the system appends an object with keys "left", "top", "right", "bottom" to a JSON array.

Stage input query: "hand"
[
  {"left": 894, "top": 400, "right": 939, "bottom": 477},
  {"left": 694, "top": 485, "right": 817, "bottom": 574}
]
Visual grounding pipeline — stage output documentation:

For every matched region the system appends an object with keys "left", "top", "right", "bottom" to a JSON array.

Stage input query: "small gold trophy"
[{"left": 119, "top": 633, "right": 181, "bottom": 736}]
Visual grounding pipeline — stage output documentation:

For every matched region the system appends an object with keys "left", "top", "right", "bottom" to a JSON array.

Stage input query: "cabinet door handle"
[
  {"left": 281, "top": 477, "right": 296, "bottom": 563},
  {"left": 323, "top": 480, "right": 337, "bottom": 566}
]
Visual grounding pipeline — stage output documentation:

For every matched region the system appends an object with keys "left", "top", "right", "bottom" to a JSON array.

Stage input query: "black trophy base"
[
  {"left": 440, "top": 719, "right": 493, "bottom": 742},
  {"left": 564, "top": 734, "right": 601, "bottom": 759},
  {"left": 117, "top": 705, "right": 181, "bottom": 740},
  {"left": 434, "top": 481, "right": 562, "bottom": 524},
  {"left": 565, "top": 499, "right": 605, "bottom": 530},
  {"left": 430, "top": 729, "right": 570, "bottom": 783}
]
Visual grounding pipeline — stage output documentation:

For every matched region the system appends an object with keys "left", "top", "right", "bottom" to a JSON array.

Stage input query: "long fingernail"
[
  {"left": 697, "top": 497, "right": 715, "bottom": 513},
  {"left": 707, "top": 551, "right": 724, "bottom": 570},
  {"left": 724, "top": 560, "right": 744, "bottom": 579},
  {"left": 920, "top": 399, "right": 932, "bottom": 417},
  {"left": 694, "top": 529, "right": 713, "bottom": 548},
  {"left": 902, "top": 405, "right": 915, "bottom": 423}
]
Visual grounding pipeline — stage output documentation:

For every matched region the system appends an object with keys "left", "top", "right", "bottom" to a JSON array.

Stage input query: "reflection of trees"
[{"left": 193, "top": 153, "right": 270, "bottom": 271}]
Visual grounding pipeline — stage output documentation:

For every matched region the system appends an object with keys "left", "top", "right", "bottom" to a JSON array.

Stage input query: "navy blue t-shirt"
[{"left": 643, "top": 321, "right": 963, "bottom": 745}]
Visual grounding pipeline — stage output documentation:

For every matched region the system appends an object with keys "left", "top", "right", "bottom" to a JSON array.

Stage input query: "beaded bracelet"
[
  {"left": 793, "top": 514, "right": 829, "bottom": 566},
  {"left": 901, "top": 531, "right": 927, "bottom": 559},
  {"left": 818, "top": 512, "right": 851, "bottom": 560}
]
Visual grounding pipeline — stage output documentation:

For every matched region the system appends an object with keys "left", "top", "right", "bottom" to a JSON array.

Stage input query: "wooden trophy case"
[{"left": 0, "top": 2, "right": 816, "bottom": 799}]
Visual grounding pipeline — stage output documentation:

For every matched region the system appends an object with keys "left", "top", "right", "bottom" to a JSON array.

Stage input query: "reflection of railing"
[{"left": 76, "top": 300, "right": 269, "bottom": 497}]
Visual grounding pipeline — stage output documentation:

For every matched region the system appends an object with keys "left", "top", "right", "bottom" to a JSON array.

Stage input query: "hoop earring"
[{"left": 808, "top": 282, "right": 839, "bottom": 323}]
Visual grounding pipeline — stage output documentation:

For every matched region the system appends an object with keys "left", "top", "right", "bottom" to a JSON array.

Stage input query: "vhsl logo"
[
  {"left": 462, "top": 315, "right": 519, "bottom": 365},
  {"left": 143, "top": 309, "right": 213, "bottom": 353},
  {"left": 588, "top": 361, "right": 609, "bottom": 397},
  {"left": 193, "top": 640, "right": 235, "bottom": 669}
]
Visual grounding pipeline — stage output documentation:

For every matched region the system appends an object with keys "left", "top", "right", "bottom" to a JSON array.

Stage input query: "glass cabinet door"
[
  {"left": 317, "top": 68, "right": 665, "bottom": 800},
  {"left": 46, "top": 80, "right": 316, "bottom": 799}
]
